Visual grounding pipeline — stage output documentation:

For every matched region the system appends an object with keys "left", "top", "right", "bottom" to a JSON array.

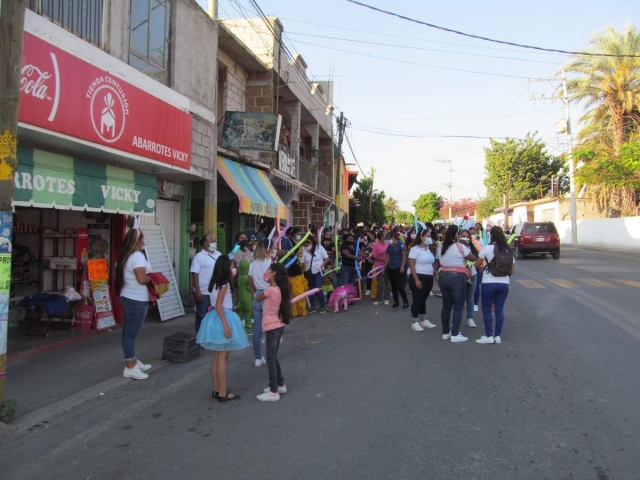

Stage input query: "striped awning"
[
  {"left": 217, "top": 156, "right": 288, "bottom": 219},
  {"left": 14, "top": 147, "right": 157, "bottom": 214}
]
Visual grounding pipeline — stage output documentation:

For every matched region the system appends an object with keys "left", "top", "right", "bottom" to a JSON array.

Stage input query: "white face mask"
[
  {"left": 304, "top": 246, "right": 311, "bottom": 252},
  {"left": 459, "top": 237, "right": 470, "bottom": 244},
  {"left": 426, "top": 238, "right": 433, "bottom": 246},
  {"left": 471, "top": 234, "right": 478, "bottom": 239},
  {"left": 208, "top": 242, "right": 217, "bottom": 252},
  {"left": 295, "top": 235, "right": 302, "bottom": 242},
  {"left": 410, "top": 234, "right": 417, "bottom": 240}
]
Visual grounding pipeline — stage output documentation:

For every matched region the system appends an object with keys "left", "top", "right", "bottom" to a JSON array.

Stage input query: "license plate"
[{"left": 536, "top": 237, "right": 545, "bottom": 242}]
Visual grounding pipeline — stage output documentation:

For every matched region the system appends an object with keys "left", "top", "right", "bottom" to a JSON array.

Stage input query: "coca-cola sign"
[{"left": 19, "top": 32, "right": 192, "bottom": 169}]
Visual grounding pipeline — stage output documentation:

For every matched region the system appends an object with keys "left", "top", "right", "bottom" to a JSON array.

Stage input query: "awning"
[
  {"left": 217, "top": 156, "right": 288, "bottom": 219},
  {"left": 14, "top": 147, "right": 157, "bottom": 214}
]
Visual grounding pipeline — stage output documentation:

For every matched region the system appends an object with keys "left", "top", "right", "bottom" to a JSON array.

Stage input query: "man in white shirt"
[{"left": 190, "top": 234, "right": 221, "bottom": 333}]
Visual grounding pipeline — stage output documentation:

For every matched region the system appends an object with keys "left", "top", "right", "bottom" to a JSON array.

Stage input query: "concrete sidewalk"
[{"left": 5, "top": 313, "right": 198, "bottom": 420}]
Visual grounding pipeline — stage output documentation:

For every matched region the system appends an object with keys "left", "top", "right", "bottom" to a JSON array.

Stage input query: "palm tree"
[
  {"left": 563, "top": 26, "right": 640, "bottom": 154},
  {"left": 384, "top": 197, "right": 399, "bottom": 220}
]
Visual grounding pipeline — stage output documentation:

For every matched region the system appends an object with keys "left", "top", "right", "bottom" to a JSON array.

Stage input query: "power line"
[
  {"left": 346, "top": 0, "right": 640, "bottom": 58},
  {"left": 350, "top": 125, "right": 524, "bottom": 140},
  {"left": 344, "top": 125, "right": 365, "bottom": 173},
  {"left": 292, "top": 40, "right": 531, "bottom": 80},
  {"left": 286, "top": 32, "right": 566, "bottom": 65},
  {"left": 348, "top": 108, "right": 563, "bottom": 122}
]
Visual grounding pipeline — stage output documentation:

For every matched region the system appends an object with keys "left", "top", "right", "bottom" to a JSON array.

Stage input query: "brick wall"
[
  {"left": 246, "top": 71, "right": 274, "bottom": 114},
  {"left": 218, "top": 50, "right": 246, "bottom": 112},
  {"left": 293, "top": 194, "right": 314, "bottom": 229}
]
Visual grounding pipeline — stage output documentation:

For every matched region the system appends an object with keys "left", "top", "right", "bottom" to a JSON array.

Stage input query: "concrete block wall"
[
  {"left": 220, "top": 17, "right": 280, "bottom": 68},
  {"left": 218, "top": 49, "right": 247, "bottom": 112},
  {"left": 293, "top": 194, "right": 314, "bottom": 228},
  {"left": 191, "top": 115, "right": 215, "bottom": 179}
]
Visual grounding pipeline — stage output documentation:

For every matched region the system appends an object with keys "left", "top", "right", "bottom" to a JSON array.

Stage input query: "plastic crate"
[
  {"left": 162, "top": 346, "right": 201, "bottom": 363},
  {"left": 162, "top": 332, "right": 198, "bottom": 355}
]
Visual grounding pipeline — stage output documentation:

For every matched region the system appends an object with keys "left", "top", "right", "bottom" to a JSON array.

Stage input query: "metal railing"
[{"left": 299, "top": 158, "right": 331, "bottom": 197}]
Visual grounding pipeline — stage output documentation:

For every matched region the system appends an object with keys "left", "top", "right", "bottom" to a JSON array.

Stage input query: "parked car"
[{"left": 507, "top": 222, "right": 560, "bottom": 259}]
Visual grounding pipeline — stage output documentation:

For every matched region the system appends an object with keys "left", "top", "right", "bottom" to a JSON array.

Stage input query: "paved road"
[{"left": 1, "top": 247, "right": 639, "bottom": 480}]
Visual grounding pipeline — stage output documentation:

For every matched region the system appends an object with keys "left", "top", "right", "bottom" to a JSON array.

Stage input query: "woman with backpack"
[{"left": 474, "top": 226, "right": 515, "bottom": 345}]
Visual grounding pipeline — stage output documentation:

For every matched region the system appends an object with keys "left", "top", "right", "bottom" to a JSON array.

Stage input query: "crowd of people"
[{"left": 114, "top": 219, "right": 515, "bottom": 403}]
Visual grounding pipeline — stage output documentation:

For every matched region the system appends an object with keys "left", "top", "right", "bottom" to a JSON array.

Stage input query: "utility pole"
[
  {"left": 503, "top": 174, "right": 512, "bottom": 230},
  {"left": 0, "top": 0, "right": 26, "bottom": 405},
  {"left": 335, "top": 112, "right": 345, "bottom": 204},
  {"left": 437, "top": 159, "right": 452, "bottom": 221},
  {"left": 368, "top": 167, "right": 375, "bottom": 222},
  {"left": 562, "top": 70, "right": 578, "bottom": 246}
]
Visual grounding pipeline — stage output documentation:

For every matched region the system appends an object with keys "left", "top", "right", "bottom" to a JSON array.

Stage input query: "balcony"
[{"left": 275, "top": 145, "right": 332, "bottom": 198}]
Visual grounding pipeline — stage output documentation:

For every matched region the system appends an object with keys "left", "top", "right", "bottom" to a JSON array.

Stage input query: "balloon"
[
  {"left": 507, "top": 232, "right": 517, "bottom": 244},
  {"left": 273, "top": 222, "right": 291, "bottom": 249},
  {"left": 291, "top": 288, "right": 320, "bottom": 304},
  {"left": 279, "top": 231, "right": 310, "bottom": 263},
  {"left": 285, "top": 257, "right": 297, "bottom": 268},
  {"left": 355, "top": 237, "right": 362, "bottom": 280},
  {"left": 367, "top": 266, "right": 384, "bottom": 279}
]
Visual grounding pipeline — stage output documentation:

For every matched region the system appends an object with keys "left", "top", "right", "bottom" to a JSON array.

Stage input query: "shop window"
[
  {"left": 128, "top": 0, "right": 172, "bottom": 85},
  {"left": 27, "top": 0, "right": 104, "bottom": 47}
]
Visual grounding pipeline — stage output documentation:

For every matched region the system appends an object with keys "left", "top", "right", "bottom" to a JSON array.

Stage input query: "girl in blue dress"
[{"left": 196, "top": 256, "right": 249, "bottom": 402}]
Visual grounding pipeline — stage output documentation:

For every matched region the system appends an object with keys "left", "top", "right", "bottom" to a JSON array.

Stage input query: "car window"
[{"left": 524, "top": 223, "right": 557, "bottom": 234}]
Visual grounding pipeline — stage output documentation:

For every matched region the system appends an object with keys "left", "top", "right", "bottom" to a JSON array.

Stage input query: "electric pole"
[
  {"left": 562, "top": 70, "right": 578, "bottom": 246},
  {"left": 437, "top": 159, "right": 452, "bottom": 221},
  {"left": 335, "top": 112, "right": 345, "bottom": 205},
  {"left": 0, "top": 0, "right": 26, "bottom": 405}
]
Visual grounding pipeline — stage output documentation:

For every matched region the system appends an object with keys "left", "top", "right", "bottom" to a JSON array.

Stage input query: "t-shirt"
[
  {"left": 210, "top": 283, "right": 233, "bottom": 309},
  {"left": 341, "top": 243, "right": 356, "bottom": 267},
  {"left": 190, "top": 249, "right": 221, "bottom": 293},
  {"left": 120, "top": 251, "right": 151, "bottom": 302},
  {"left": 249, "top": 258, "right": 271, "bottom": 291},
  {"left": 302, "top": 245, "right": 328, "bottom": 274},
  {"left": 262, "top": 286, "right": 285, "bottom": 332},
  {"left": 386, "top": 241, "right": 406, "bottom": 270},
  {"left": 408, "top": 246, "right": 435, "bottom": 275},
  {"left": 372, "top": 241, "right": 388, "bottom": 268},
  {"left": 281, "top": 236, "right": 293, "bottom": 252},
  {"left": 437, "top": 242, "right": 471, "bottom": 268},
  {"left": 478, "top": 245, "right": 514, "bottom": 285}
]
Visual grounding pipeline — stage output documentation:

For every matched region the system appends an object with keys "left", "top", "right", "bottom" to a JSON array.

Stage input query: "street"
[{"left": 2, "top": 247, "right": 640, "bottom": 480}]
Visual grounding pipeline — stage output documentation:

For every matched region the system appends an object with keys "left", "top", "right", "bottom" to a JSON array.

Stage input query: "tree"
[
  {"left": 413, "top": 192, "right": 444, "bottom": 222},
  {"left": 395, "top": 210, "right": 414, "bottom": 225},
  {"left": 483, "top": 133, "right": 564, "bottom": 210},
  {"left": 439, "top": 198, "right": 478, "bottom": 219},
  {"left": 384, "top": 197, "right": 399, "bottom": 222},
  {"left": 351, "top": 176, "right": 386, "bottom": 226},
  {"left": 562, "top": 27, "right": 640, "bottom": 216}
]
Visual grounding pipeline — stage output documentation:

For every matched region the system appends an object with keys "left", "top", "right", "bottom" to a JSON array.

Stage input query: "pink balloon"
[{"left": 291, "top": 288, "right": 320, "bottom": 304}]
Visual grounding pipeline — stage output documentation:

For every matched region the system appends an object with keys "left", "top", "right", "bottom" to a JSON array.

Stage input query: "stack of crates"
[{"left": 162, "top": 332, "right": 201, "bottom": 363}]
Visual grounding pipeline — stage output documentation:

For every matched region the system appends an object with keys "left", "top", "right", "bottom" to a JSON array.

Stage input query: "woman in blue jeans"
[
  {"left": 475, "top": 226, "right": 515, "bottom": 345},
  {"left": 248, "top": 240, "right": 273, "bottom": 366},
  {"left": 302, "top": 236, "right": 330, "bottom": 313},
  {"left": 436, "top": 225, "right": 476, "bottom": 343},
  {"left": 115, "top": 227, "right": 153, "bottom": 380},
  {"left": 339, "top": 233, "right": 359, "bottom": 286}
]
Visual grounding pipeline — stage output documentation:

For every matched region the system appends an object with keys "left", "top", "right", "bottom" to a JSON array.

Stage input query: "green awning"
[{"left": 14, "top": 147, "right": 157, "bottom": 214}]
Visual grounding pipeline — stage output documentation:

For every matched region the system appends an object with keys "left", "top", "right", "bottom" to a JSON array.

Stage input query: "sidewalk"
[
  {"left": 5, "top": 313, "right": 198, "bottom": 420},
  {"left": 563, "top": 245, "right": 640, "bottom": 257}
]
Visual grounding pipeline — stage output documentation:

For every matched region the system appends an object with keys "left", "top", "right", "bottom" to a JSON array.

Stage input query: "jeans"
[
  {"left": 307, "top": 271, "right": 325, "bottom": 309},
  {"left": 194, "top": 293, "right": 211, "bottom": 334},
  {"left": 466, "top": 274, "right": 477, "bottom": 320},
  {"left": 474, "top": 270, "right": 483, "bottom": 306},
  {"left": 375, "top": 268, "right": 388, "bottom": 302},
  {"left": 408, "top": 274, "right": 434, "bottom": 319},
  {"left": 340, "top": 265, "right": 357, "bottom": 287},
  {"left": 252, "top": 290, "right": 265, "bottom": 360},
  {"left": 439, "top": 272, "right": 467, "bottom": 336},
  {"left": 266, "top": 326, "right": 285, "bottom": 393},
  {"left": 481, "top": 282, "right": 510, "bottom": 337},
  {"left": 120, "top": 296, "right": 150, "bottom": 361},
  {"left": 388, "top": 268, "right": 408, "bottom": 305}
]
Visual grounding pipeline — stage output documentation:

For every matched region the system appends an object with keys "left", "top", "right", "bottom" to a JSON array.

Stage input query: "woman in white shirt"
[
  {"left": 190, "top": 234, "right": 221, "bottom": 334},
  {"left": 469, "top": 226, "right": 484, "bottom": 313},
  {"left": 407, "top": 228, "right": 437, "bottom": 332},
  {"left": 248, "top": 240, "right": 273, "bottom": 367},
  {"left": 459, "top": 229, "right": 480, "bottom": 329},
  {"left": 301, "top": 236, "right": 329, "bottom": 313},
  {"left": 474, "top": 226, "right": 515, "bottom": 345},
  {"left": 115, "top": 228, "right": 152, "bottom": 380},
  {"left": 436, "top": 225, "right": 476, "bottom": 343}
]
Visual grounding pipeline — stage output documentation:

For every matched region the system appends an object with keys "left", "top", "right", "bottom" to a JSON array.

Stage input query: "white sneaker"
[
  {"left": 372, "top": 301, "right": 381, "bottom": 306},
  {"left": 430, "top": 291, "right": 434, "bottom": 296},
  {"left": 263, "top": 385, "right": 287, "bottom": 394},
  {"left": 442, "top": 333, "right": 451, "bottom": 340},
  {"left": 256, "top": 391, "right": 280, "bottom": 402},
  {"left": 474, "top": 305, "right": 479, "bottom": 312},
  {"left": 420, "top": 319, "right": 437, "bottom": 329},
  {"left": 494, "top": 336, "right": 502, "bottom": 344},
  {"left": 365, "top": 290, "right": 371, "bottom": 296},
  {"left": 476, "top": 336, "right": 495, "bottom": 344},
  {"left": 241, "top": 319, "right": 246, "bottom": 327},
  {"left": 450, "top": 333, "right": 468, "bottom": 343},
  {"left": 383, "top": 300, "right": 389, "bottom": 306},
  {"left": 136, "top": 359, "right": 152, "bottom": 371},
  {"left": 254, "top": 357, "right": 266, "bottom": 367},
  {"left": 467, "top": 318, "right": 477, "bottom": 328},
  {"left": 411, "top": 322, "right": 424, "bottom": 332},
  {"left": 123, "top": 365, "right": 148, "bottom": 380}
]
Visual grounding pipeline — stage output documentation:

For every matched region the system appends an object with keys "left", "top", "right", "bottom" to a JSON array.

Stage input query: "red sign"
[{"left": 19, "top": 32, "right": 193, "bottom": 169}]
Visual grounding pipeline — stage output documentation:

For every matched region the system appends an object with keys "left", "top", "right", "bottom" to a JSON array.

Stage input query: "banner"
[
  {"left": 19, "top": 32, "right": 192, "bottom": 169},
  {"left": 0, "top": 212, "right": 12, "bottom": 356},
  {"left": 221, "top": 112, "right": 282, "bottom": 152}
]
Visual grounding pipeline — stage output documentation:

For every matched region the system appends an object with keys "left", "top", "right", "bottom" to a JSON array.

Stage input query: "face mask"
[
  {"left": 460, "top": 237, "right": 470, "bottom": 244},
  {"left": 410, "top": 234, "right": 417, "bottom": 240},
  {"left": 304, "top": 246, "right": 311, "bottom": 252},
  {"left": 471, "top": 234, "right": 477, "bottom": 239},
  {"left": 263, "top": 271, "right": 271, "bottom": 283},
  {"left": 231, "top": 268, "right": 237, "bottom": 277},
  {"left": 208, "top": 242, "right": 217, "bottom": 252},
  {"left": 295, "top": 235, "right": 302, "bottom": 242},
  {"left": 426, "top": 238, "right": 433, "bottom": 246},
  {"left": 270, "top": 252, "right": 277, "bottom": 259}
]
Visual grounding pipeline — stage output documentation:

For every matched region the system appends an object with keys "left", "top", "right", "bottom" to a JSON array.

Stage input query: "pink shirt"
[
  {"left": 262, "top": 286, "right": 286, "bottom": 332},
  {"left": 372, "top": 241, "right": 388, "bottom": 268}
]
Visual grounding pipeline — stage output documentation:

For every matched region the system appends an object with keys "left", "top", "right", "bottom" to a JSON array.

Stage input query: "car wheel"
[
  {"left": 516, "top": 245, "right": 524, "bottom": 260},
  {"left": 552, "top": 250, "right": 560, "bottom": 259}
]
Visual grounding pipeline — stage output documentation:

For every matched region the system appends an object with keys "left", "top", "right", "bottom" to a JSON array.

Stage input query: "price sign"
[{"left": 87, "top": 258, "right": 109, "bottom": 282}]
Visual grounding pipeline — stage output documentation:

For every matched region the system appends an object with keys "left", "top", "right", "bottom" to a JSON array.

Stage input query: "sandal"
[
  {"left": 211, "top": 391, "right": 218, "bottom": 398},
  {"left": 217, "top": 391, "right": 241, "bottom": 402}
]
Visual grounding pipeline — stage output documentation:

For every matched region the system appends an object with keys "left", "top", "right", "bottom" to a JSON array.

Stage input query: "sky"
[{"left": 200, "top": 0, "right": 640, "bottom": 212}]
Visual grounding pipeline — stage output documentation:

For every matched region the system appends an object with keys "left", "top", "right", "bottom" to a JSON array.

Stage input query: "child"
[
  {"left": 329, "top": 284, "right": 359, "bottom": 313},
  {"left": 255, "top": 263, "right": 291, "bottom": 402},
  {"left": 288, "top": 262, "right": 308, "bottom": 317},
  {"left": 196, "top": 256, "right": 249, "bottom": 402},
  {"left": 236, "top": 259, "right": 253, "bottom": 333},
  {"left": 322, "top": 260, "right": 335, "bottom": 304}
]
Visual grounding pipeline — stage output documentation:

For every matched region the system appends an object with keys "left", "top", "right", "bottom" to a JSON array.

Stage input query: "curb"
[{"left": 7, "top": 325, "right": 123, "bottom": 364}]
